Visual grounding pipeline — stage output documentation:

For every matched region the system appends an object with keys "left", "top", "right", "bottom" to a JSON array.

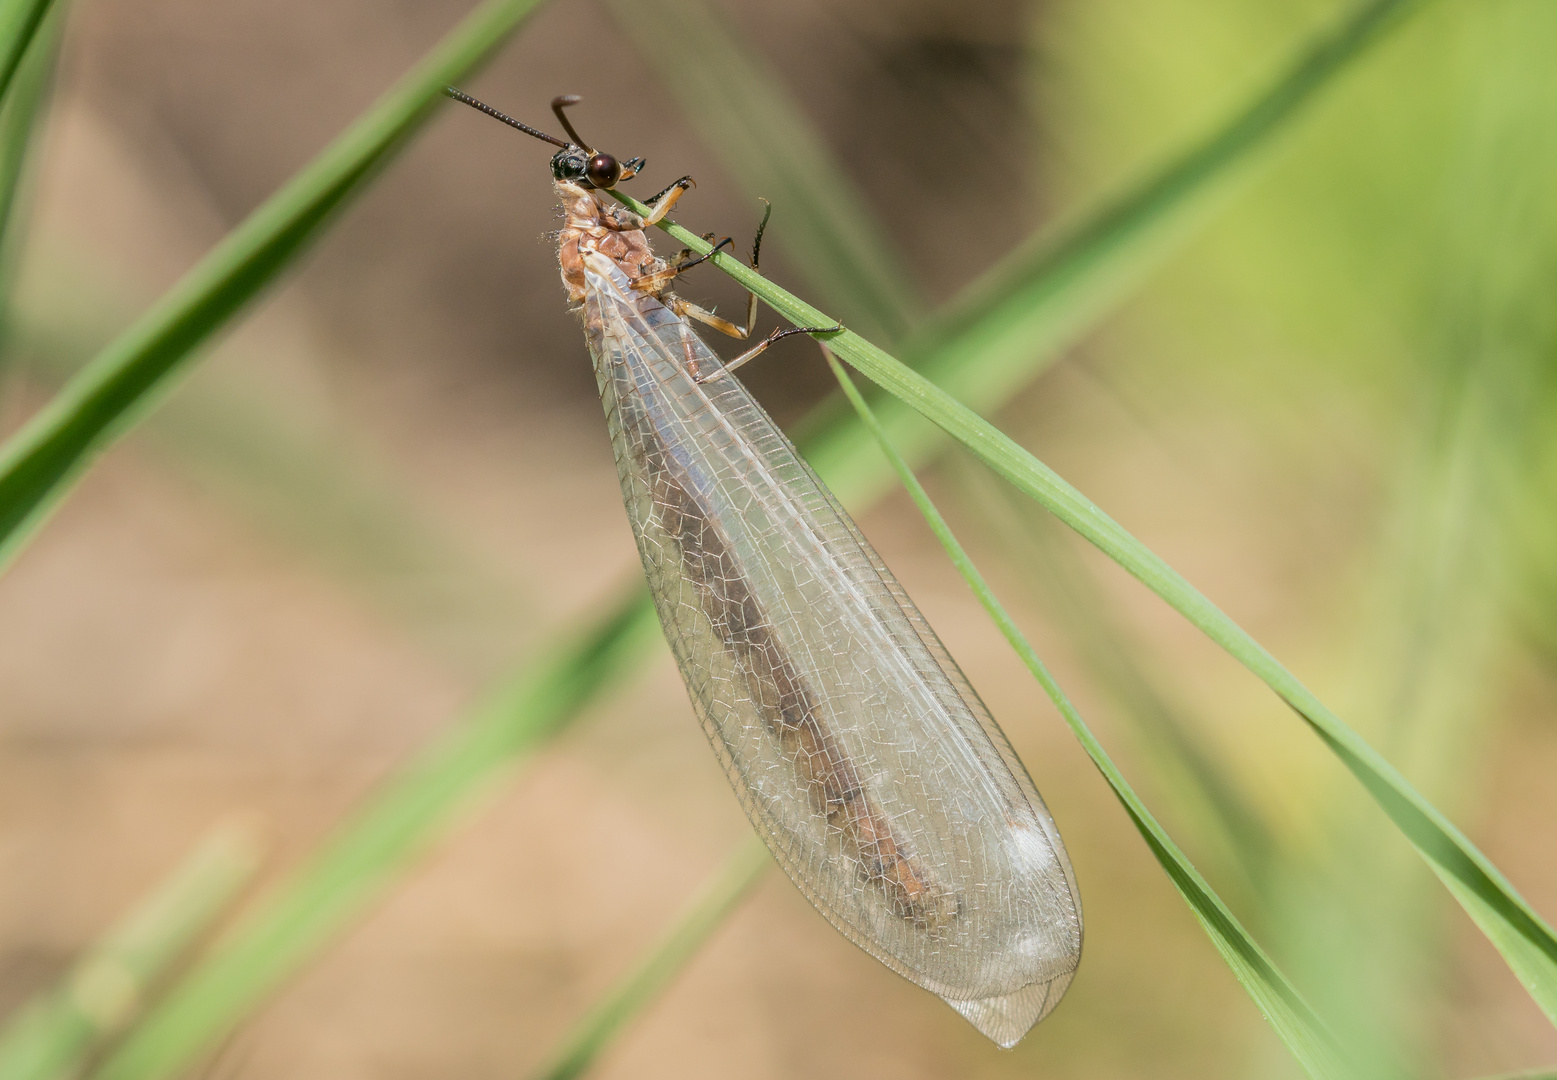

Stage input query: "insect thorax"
[{"left": 555, "top": 180, "right": 665, "bottom": 304}]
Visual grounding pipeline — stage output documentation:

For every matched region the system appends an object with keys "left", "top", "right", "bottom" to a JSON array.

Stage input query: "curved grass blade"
[
  {"left": 972, "top": 476, "right": 1279, "bottom": 901},
  {"left": 825, "top": 350, "right": 1347, "bottom": 1078},
  {"left": 6, "top": 254, "right": 533, "bottom": 671},
  {"left": 0, "top": 0, "right": 551, "bottom": 573},
  {"left": 0, "top": 0, "right": 52, "bottom": 111},
  {"left": 792, "top": 0, "right": 1437, "bottom": 510},
  {"left": 0, "top": 819, "right": 264, "bottom": 1080},
  {"left": 14, "top": 0, "right": 1448, "bottom": 1068},
  {"left": 526, "top": 838, "right": 770, "bottom": 1080},
  {"left": 600, "top": 0, "right": 921, "bottom": 344},
  {"left": 0, "top": 0, "right": 58, "bottom": 293},
  {"left": 0, "top": 0, "right": 1424, "bottom": 594},
  {"left": 633, "top": 211, "right": 1557, "bottom": 1028},
  {"left": 88, "top": 598, "right": 661, "bottom": 1080}
]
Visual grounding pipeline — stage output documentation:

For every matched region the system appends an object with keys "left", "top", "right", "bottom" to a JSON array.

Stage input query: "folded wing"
[{"left": 582, "top": 251, "right": 1082, "bottom": 1046}]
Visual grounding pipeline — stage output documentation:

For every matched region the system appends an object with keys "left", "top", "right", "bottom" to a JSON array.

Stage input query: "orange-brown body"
[{"left": 556, "top": 180, "right": 666, "bottom": 305}]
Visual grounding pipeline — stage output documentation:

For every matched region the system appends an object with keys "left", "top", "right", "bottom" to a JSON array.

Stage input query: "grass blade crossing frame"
[
  {"left": 0, "top": 0, "right": 58, "bottom": 281},
  {"left": 0, "top": 0, "right": 550, "bottom": 572},
  {"left": 622, "top": 198, "right": 1557, "bottom": 1025},
  {"left": 0, "top": 820, "right": 264, "bottom": 1080},
  {"left": 826, "top": 350, "right": 1346, "bottom": 1078},
  {"left": 90, "top": 599, "right": 661, "bottom": 1080},
  {"left": 0, "top": 0, "right": 1454, "bottom": 1069},
  {"left": 0, "top": 0, "right": 53, "bottom": 110},
  {"left": 526, "top": 838, "right": 770, "bottom": 1080},
  {"left": 795, "top": 0, "right": 1436, "bottom": 508}
]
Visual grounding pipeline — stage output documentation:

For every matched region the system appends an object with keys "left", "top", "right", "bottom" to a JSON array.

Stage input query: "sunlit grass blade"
[
  {"left": 17, "top": 0, "right": 1453, "bottom": 1068},
  {"left": 7, "top": 253, "right": 532, "bottom": 672},
  {"left": 0, "top": 0, "right": 58, "bottom": 295},
  {"left": 601, "top": 0, "right": 921, "bottom": 343},
  {"left": 88, "top": 597, "right": 660, "bottom": 1080},
  {"left": 0, "top": 0, "right": 51, "bottom": 110},
  {"left": 792, "top": 0, "right": 1437, "bottom": 509},
  {"left": 526, "top": 838, "right": 770, "bottom": 1080},
  {"left": 970, "top": 475, "right": 1278, "bottom": 898},
  {"left": 0, "top": 819, "right": 265, "bottom": 1080},
  {"left": 630, "top": 206, "right": 1557, "bottom": 1026},
  {"left": 0, "top": 0, "right": 552, "bottom": 573},
  {"left": 824, "top": 349, "right": 1346, "bottom": 1077}
]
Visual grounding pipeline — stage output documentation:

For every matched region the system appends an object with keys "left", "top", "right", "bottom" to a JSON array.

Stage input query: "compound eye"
[
  {"left": 551, "top": 148, "right": 589, "bottom": 182},
  {"left": 585, "top": 153, "right": 622, "bottom": 189}
]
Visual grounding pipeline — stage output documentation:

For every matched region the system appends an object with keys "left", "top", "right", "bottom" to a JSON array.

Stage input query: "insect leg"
[
  {"left": 741, "top": 198, "right": 774, "bottom": 340},
  {"left": 675, "top": 199, "right": 777, "bottom": 342},
  {"left": 667, "top": 295, "right": 750, "bottom": 339},
  {"left": 673, "top": 236, "right": 734, "bottom": 274},
  {"left": 693, "top": 320, "right": 844, "bottom": 384},
  {"left": 634, "top": 237, "right": 733, "bottom": 295},
  {"left": 641, "top": 176, "right": 695, "bottom": 224}
]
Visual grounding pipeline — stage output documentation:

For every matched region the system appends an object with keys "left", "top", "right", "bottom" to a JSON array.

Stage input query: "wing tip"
[{"left": 941, "top": 966, "right": 1078, "bottom": 1048}]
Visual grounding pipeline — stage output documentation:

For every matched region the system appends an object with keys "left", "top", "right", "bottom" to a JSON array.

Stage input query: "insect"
[{"left": 446, "top": 88, "right": 1082, "bottom": 1047}]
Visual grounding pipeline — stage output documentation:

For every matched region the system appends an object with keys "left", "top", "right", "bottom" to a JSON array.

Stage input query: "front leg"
[{"left": 641, "top": 176, "right": 695, "bottom": 225}]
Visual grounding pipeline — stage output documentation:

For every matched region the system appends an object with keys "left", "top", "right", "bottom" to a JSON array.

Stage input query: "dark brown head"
[
  {"left": 445, "top": 87, "right": 641, "bottom": 189},
  {"left": 549, "top": 147, "right": 627, "bottom": 189}
]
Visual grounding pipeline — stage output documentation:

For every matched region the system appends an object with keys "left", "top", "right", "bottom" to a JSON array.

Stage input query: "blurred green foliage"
[{"left": 0, "top": 0, "right": 1552, "bottom": 1076}]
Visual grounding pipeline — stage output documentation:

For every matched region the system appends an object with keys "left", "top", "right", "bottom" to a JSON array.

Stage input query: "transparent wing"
[{"left": 581, "top": 251, "right": 1081, "bottom": 1046}]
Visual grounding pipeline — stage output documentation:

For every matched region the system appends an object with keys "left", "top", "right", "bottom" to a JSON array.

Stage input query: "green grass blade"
[
  {"left": 601, "top": 0, "right": 922, "bottom": 344},
  {"left": 0, "top": 0, "right": 51, "bottom": 110},
  {"left": 0, "top": 0, "right": 58, "bottom": 294},
  {"left": 0, "top": 0, "right": 1424, "bottom": 590},
  {"left": 88, "top": 596, "right": 661, "bottom": 1080},
  {"left": 0, "top": 819, "right": 265, "bottom": 1080},
  {"left": 790, "top": 0, "right": 1436, "bottom": 510},
  {"left": 825, "top": 350, "right": 1347, "bottom": 1078},
  {"left": 0, "top": 0, "right": 550, "bottom": 573},
  {"left": 972, "top": 477, "right": 1279, "bottom": 899},
  {"left": 7, "top": 253, "right": 532, "bottom": 672},
  {"left": 19, "top": 0, "right": 1451, "bottom": 1066},
  {"left": 916, "top": 0, "right": 1426, "bottom": 370},
  {"left": 527, "top": 838, "right": 770, "bottom": 1080},
  {"left": 626, "top": 209, "right": 1557, "bottom": 1028}
]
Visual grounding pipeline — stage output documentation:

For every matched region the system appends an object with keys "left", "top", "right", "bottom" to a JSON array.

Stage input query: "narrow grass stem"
[
  {"left": 612, "top": 192, "right": 1557, "bottom": 1027},
  {"left": 526, "top": 838, "right": 770, "bottom": 1080},
  {"left": 0, "top": 819, "right": 264, "bottom": 1080},
  {"left": 87, "top": 598, "right": 660, "bottom": 1080},
  {"left": 0, "top": 0, "right": 550, "bottom": 572},
  {"left": 0, "top": 0, "right": 52, "bottom": 111},
  {"left": 825, "top": 350, "right": 1347, "bottom": 1078}
]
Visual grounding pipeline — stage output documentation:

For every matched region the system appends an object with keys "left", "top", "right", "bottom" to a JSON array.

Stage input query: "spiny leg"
[
  {"left": 635, "top": 236, "right": 733, "bottom": 296},
  {"left": 668, "top": 295, "right": 749, "bottom": 340},
  {"left": 641, "top": 176, "right": 695, "bottom": 225},
  {"left": 668, "top": 292, "right": 843, "bottom": 384},
  {"left": 674, "top": 235, "right": 733, "bottom": 274},
  {"left": 642, "top": 176, "right": 688, "bottom": 205},
  {"left": 699, "top": 322, "right": 843, "bottom": 384},
  {"left": 740, "top": 198, "right": 774, "bottom": 340},
  {"left": 641, "top": 199, "right": 775, "bottom": 331},
  {"left": 644, "top": 199, "right": 840, "bottom": 384}
]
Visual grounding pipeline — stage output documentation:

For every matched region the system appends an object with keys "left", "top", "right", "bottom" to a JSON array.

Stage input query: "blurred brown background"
[{"left": 0, "top": 0, "right": 1554, "bottom": 1077}]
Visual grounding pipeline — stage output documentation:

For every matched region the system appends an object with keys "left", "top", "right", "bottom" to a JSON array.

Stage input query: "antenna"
[{"left": 443, "top": 87, "right": 570, "bottom": 149}]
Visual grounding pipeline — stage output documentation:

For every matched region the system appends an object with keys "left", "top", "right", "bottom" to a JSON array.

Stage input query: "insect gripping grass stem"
[{"left": 447, "top": 88, "right": 1082, "bottom": 1047}]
